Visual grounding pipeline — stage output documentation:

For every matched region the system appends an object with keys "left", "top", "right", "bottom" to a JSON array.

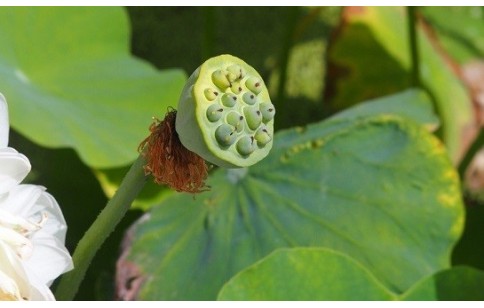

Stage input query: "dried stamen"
[{"left": 138, "top": 109, "right": 209, "bottom": 193}]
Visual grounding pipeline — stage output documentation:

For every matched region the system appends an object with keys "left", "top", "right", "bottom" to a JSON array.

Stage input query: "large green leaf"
[
  {"left": 97, "top": 89, "right": 437, "bottom": 211},
  {"left": 326, "top": 6, "right": 472, "bottom": 163},
  {"left": 118, "top": 91, "right": 463, "bottom": 300},
  {"left": 0, "top": 7, "right": 186, "bottom": 168},
  {"left": 217, "top": 248, "right": 394, "bottom": 300},
  {"left": 402, "top": 266, "right": 484, "bottom": 300},
  {"left": 332, "top": 88, "right": 439, "bottom": 131},
  {"left": 217, "top": 248, "right": 484, "bottom": 300}
]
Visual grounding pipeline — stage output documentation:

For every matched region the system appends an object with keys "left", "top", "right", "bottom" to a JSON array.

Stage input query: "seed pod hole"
[
  {"left": 245, "top": 77, "right": 262, "bottom": 95},
  {"left": 244, "top": 106, "right": 262, "bottom": 131},
  {"left": 221, "top": 93, "right": 237, "bottom": 107},
  {"left": 227, "top": 64, "right": 245, "bottom": 80},
  {"left": 236, "top": 136, "right": 256, "bottom": 156},
  {"left": 255, "top": 125, "right": 272, "bottom": 146},
  {"left": 227, "top": 72, "right": 238, "bottom": 83},
  {"left": 226, "top": 111, "right": 244, "bottom": 133},
  {"left": 215, "top": 124, "right": 237, "bottom": 146},
  {"left": 206, "top": 104, "right": 224, "bottom": 122},
  {"left": 259, "top": 102, "right": 275, "bottom": 122},
  {"left": 204, "top": 88, "right": 219, "bottom": 101},
  {"left": 231, "top": 82, "right": 243, "bottom": 94},
  {"left": 242, "top": 92, "right": 257, "bottom": 105},
  {"left": 212, "top": 70, "right": 231, "bottom": 90}
]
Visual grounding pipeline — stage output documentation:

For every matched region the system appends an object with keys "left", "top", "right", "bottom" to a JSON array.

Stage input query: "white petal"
[
  {"left": 24, "top": 232, "right": 73, "bottom": 286},
  {"left": 0, "top": 184, "right": 41, "bottom": 216},
  {"left": 25, "top": 274, "right": 55, "bottom": 301},
  {"left": 0, "top": 93, "right": 8, "bottom": 148},
  {"left": 8, "top": 186, "right": 69, "bottom": 243},
  {"left": 31, "top": 190, "right": 68, "bottom": 243},
  {"left": 0, "top": 208, "right": 40, "bottom": 234},
  {"left": 0, "top": 269, "right": 23, "bottom": 300},
  {"left": 0, "top": 241, "right": 30, "bottom": 300},
  {"left": 0, "top": 148, "right": 31, "bottom": 195},
  {"left": 0, "top": 226, "right": 33, "bottom": 259}
]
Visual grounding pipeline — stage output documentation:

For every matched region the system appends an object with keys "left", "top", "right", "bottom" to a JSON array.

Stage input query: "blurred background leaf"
[
  {"left": 0, "top": 7, "right": 186, "bottom": 168},
  {"left": 325, "top": 6, "right": 473, "bottom": 164},
  {"left": 421, "top": 7, "right": 484, "bottom": 63},
  {"left": 127, "top": 7, "right": 341, "bottom": 131},
  {"left": 402, "top": 266, "right": 484, "bottom": 300},
  {"left": 117, "top": 93, "right": 463, "bottom": 300}
]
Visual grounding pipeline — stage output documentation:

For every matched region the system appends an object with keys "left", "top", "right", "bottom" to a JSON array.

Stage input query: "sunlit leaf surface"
[{"left": 0, "top": 7, "right": 185, "bottom": 168}]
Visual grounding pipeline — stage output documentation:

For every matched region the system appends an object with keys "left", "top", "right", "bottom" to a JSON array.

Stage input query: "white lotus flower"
[{"left": 0, "top": 93, "right": 73, "bottom": 300}]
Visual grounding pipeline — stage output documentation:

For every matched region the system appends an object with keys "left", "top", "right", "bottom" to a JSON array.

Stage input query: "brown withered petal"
[{"left": 138, "top": 109, "right": 209, "bottom": 193}]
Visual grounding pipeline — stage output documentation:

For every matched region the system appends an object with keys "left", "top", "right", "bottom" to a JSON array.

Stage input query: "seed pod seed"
[
  {"left": 245, "top": 77, "right": 263, "bottom": 94},
  {"left": 242, "top": 92, "right": 257, "bottom": 105},
  {"left": 236, "top": 136, "right": 256, "bottom": 156},
  {"left": 230, "top": 82, "right": 243, "bottom": 94},
  {"left": 204, "top": 88, "right": 219, "bottom": 101},
  {"left": 259, "top": 102, "right": 276, "bottom": 122},
  {"left": 206, "top": 104, "right": 224, "bottom": 122},
  {"left": 221, "top": 93, "right": 238, "bottom": 107},
  {"left": 212, "top": 70, "right": 231, "bottom": 89},
  {"left": 227, "top": 64, "right": 245, "bottom": 80},
  {"left": 226, "top": 111, "right": 244, "bottom": 133},
  {"left": 215, "top": 124, "right": 237, "bottom": 146},
  {"left": 255, "top": 125, "right": 272, "bottom": 146},
  {"left": 244, "top": 106, "right": 262, "bottom": 130}
]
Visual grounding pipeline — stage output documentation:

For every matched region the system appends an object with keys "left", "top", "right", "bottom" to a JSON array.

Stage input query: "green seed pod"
[
  {"left": 259, "top": 102, "right": 275, "bottom": 122},
  {"left": 255, "top": 125, "right": 272, "bottom": 146},
  {"left": 206, "top": 104, "right": 224, "bottom": 122},
  {"left": 221, "top": 93, "right": 237, "bottom": 107},
  {"left": 175, "top": 54, "right": 276, "bottom": 168},
  {"left": 236, "top": 136, "right": 256, "bottom": 156}
]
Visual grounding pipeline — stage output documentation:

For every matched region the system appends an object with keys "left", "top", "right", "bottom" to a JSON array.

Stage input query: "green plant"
[{"left": 1, "top": 6, "right": 483, "bottom": 301}]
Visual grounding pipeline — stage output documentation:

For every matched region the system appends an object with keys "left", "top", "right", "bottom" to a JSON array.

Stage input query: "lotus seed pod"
[
  {"left": 259, "top": 102, "right": 275, "bottom": 122},
  {"left": 212, "top": 69, "right": 231, "bottom": 90},
  {"left": 243, "top": 106, "right": 262, "bottom": 130},
  {"left": 206, "top": 104, "right": 224, "bottom": 122},
  {"left": 245, "top": 76, "right": 263, "bottom": 94},
  {"left": 242, "top": 92, "right": 257, "bottom": 105},
  {"left": 255, "top": 125, "right": 272, "bottom": 146},
  {"left": 221, "top": 93, "right": 237, "bottom": 107},
  {"left": 236, "top": 136, "right": 256, "bottom": 156},
  {"left": 175, "top": 54, "right": 276, "bottom": 168}
]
